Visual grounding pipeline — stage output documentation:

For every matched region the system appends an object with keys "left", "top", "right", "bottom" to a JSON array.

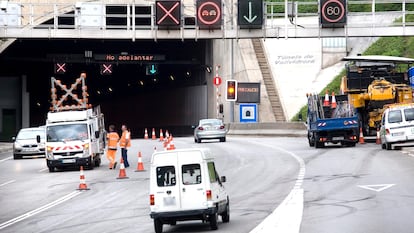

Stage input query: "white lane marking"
[
  {"left": 0, "top": 191, "right": 82, "bottom": 230},
  {"left": 357, "top": 184, "right": 396, "bottom": 192},
  {"left": 38, "top": 168, "right": 48, "bottom": 172},
  {"left": 0, "top": 180, "right": 16, "bottom": 187},
  {"left": 0, "top": 156, "right": 12, "bottom": 163},
  {"left": 249, "top": 143, "right": 305, "bottom": 233}
]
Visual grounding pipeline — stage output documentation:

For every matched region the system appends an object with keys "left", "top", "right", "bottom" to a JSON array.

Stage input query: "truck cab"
[{"left": 149, "top": 148, "right": 230, "bottom": 233}]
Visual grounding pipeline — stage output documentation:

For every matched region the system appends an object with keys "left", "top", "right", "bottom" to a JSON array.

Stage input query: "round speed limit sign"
[{"left": 321, "top": 0, "right": 346, "bottom": 24}]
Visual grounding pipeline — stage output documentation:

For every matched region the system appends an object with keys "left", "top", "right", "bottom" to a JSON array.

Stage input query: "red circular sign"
[
  {"left": 321, "top": 0, "right": 345, "bottom": 23},
  {"left": 213, "top": 76, "right": 222, "bottom": 86},
  {"left": 197, "top": 1, "right": 221, "bottom": 25}
]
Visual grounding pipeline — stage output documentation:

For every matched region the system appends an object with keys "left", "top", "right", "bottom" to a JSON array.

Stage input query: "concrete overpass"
[{"left": 1, "top": 0, "right": 414, "bottom": 40}]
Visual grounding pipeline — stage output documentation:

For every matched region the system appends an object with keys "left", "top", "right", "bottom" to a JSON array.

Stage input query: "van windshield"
[
  {"left": 404, "top": 108, "right": 414, "bottom": 121},
  {"left": 388, "top": 110, "right": 402, "bottom": 123},
  {"left": 47, "top": 124, "right": 88, "bottom": 142}
]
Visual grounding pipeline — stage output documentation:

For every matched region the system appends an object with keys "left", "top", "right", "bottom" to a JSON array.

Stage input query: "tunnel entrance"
[{"left": 0, "top": 39, "right": 212, "bottom": 138}]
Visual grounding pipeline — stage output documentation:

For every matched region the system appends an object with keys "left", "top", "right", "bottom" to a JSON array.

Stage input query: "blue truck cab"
[{"left": 307, "top": 93, "right": 359, "bottom": 148}]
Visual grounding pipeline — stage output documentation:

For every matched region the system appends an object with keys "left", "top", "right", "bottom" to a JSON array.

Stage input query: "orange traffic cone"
[
  {"left": 144, "top": 128, "right": 149, "bottom": 139},
  {"left": 167, "top": 136, "right": 176, "bottom": 150},
  {"left": 159, "top": 129, "right": 164, "bottom": 141},
  {"left": 376, "top": 128, "right": 381, "bottom": 144},
  {"left": 135, "top": 152, "right": 145, "bottom": 172},
  {"left": 152, "top": 128, "right": 156, "bottom": 140},
  {"left": 77, "top": 166, "right": 90, "bottom": 190},
  {"left": 331, "top": 92, "right": 337, "bottom": 108},
  {"left": 323, "top": 90, "right": 330, "bottom": 107},
  {"left": 117, "top": 158, "right": 129, "bottom": 179},
  {"left": 359, "top": 127, "right": 365, "bottom": 144}
]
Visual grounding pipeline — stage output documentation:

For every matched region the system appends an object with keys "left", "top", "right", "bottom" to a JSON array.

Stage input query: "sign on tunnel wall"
[{"left": 237, "top": 82, "right": 260, "bottom": 103}]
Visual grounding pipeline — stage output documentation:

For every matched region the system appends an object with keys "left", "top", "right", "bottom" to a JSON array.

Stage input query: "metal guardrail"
[{"left": 1, "top": 0, "right": 414, "bottom": 39}]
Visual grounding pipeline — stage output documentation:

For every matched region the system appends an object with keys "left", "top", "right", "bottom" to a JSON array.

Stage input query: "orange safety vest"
[
  {"left": 120, "top": 130, "right": 131, "bottom": 148},
  {"left": 107, "top": 132, "right": 120, "bottom": 150}
]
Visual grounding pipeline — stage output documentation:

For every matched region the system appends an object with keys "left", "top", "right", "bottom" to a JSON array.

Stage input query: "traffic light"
[{"left": 226, "top": 80, "right": 237, "bottom": 101}]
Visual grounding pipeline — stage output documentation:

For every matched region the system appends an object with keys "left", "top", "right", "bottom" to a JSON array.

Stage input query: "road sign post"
[{"left": 238, "top": 0, "right": 263, "bottom": 29}]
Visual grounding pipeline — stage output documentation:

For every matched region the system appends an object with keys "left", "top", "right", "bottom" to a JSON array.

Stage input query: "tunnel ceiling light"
[
  {"left": 97, "top": 90, "right": 101, "bottom": 95},
  {"left": 186, "top": 71, "right": 191, "bottom": 77},
  {"left": 139, "top": 80, "right": 144, "bottom": 86},
  {"left": 206, "top": 66, "right": 212, "bottom": 73},
  {"left": 108, "top": 87, "right": 113, "bottom": 92},
  {"left": 153, "top": 78, "right": 158, "bottom": 83},
  {"left": 36, "top": 102, "right": 41, "bottom": 107},
  {"left": 169, "top": 75, "right": 175, "bottom": 81}
]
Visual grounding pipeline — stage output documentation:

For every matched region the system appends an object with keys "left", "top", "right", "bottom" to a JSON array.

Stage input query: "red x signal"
[
  {"left": 101, "top": 63, "right": 113, "bottom": 75},
  {"left": 156, "top": 1, "right": 181, "bottom": 26},
  {"left": 54, "top": 63, "right": 67, "bottom": 74}
]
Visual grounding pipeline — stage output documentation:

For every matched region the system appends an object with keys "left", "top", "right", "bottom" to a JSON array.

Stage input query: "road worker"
[
  {"left": 120, "top": 124, "right": 131, "bottom": 168},
  {"left": 106, "top": 125, "right": 119, "bottom": 169}
]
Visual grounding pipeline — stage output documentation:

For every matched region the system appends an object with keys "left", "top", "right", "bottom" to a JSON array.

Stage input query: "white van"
[
  {"left": 380, "top": 103, "right": 414, "bottom": 150},
  {"left": 149, "top": 148, "right": 230, "bottom": 233}
]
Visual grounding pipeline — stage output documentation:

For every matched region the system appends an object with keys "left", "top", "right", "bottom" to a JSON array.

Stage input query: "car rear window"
[
  {"left": 388, "top": 110, "right": 402, "bottom": 123},
  {"left": 404, "top": 108, "right": 414, "bottom": 121},
  {"left": 182, "top": 164, "right": 201, "bottom": 185},
  {"left": 156, "top": 166, "right": 176, "bottom": 187},
  {"left": 200, "top": 119, "right": 222, "bottom": 126}
]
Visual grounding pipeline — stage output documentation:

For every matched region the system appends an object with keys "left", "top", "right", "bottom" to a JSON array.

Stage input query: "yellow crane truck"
[{"left": 340, "top": 55, "right": 414, "bottom": 138}]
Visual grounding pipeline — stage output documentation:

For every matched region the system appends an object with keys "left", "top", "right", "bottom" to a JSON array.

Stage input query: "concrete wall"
[{"left": 210, "top": 39, "right": 275, "bottom": 124}]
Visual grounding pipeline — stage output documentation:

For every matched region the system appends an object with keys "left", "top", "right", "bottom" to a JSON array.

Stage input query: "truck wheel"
[
  {"left": 381, "top": 143, "right": 386, "bottom": 150},
  {"left": 87, "top": 157, "right": 94, "bottom": 170},
  {"left": 13, "top": 154, "right": 21, "bottom": 160},
  {"left": 308, "top": 133, "right": 315, "bottom": 147},
  {"left": 154, "top": 219, "right": 163, "bottom": 233},
  {"left": 48, "top": 166, "right": 55, "bottom": 172},
  {"left": 386, "top": 142, "right": 392, "bottom": 150},
  {"left": 210, "top": 212, "right": 218, "bottom": 230},
  {"left": 221, "top": 202, "right": 230, "bottom": 223},
  {"left": 94, "top": 157, "right": 101, "bottom": 167},
  {"left": 220, "top": 137, "right": 226, "bottom": 142}
]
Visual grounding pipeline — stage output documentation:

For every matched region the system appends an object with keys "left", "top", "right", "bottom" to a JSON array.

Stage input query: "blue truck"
[{"left": 307, "top": 93, "right": 359, "bottom": 148}]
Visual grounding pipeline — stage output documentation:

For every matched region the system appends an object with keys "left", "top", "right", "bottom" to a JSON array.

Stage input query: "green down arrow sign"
[{"left": 238, "top": 0, "right": 263, "bottom": 28}]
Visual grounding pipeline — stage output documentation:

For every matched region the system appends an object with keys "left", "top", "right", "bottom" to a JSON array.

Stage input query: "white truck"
[
  {"left": 43, "top": 73, "right": 106, "bottom": 172},
  {"left": 149, "top": 148, "right": 230, "bottom": 233},
  {"left": 45, "top": 107, "right": 105, "bottom": 172}
]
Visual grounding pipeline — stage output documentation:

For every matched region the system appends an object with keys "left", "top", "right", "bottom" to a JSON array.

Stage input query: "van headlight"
[
  {"left": 46, "top": 146, "right": 54, "bottom": 159},
  {"left": 83, "top": 143, "right": 90, "bottom": 157},
  {"left": 14, "top": 142, "right": 22, "bottom": 150}
]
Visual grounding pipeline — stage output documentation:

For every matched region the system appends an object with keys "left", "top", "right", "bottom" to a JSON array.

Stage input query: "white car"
[
  {"left": 194, "top": 119, "right": 227, "bottom": 143},
  {"left": 12, "top": 127, "right": 46, "bottom": 159},
  {"left": 380, "top": 103, "right": 414, "bottom": 150},
  {"left": 149, "top": 148, "right": 230, "bottom": 233}
]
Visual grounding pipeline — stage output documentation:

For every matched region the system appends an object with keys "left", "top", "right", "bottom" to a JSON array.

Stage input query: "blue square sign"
[{"left": 240, "top": 104, "right": 257, "bottom": 123}]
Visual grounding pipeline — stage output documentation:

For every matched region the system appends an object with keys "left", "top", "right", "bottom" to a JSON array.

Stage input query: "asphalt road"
[
  {"left": 2, "top": 137, "right": 414, "bottom": 233},
  {"left": 0, "top": 136, "right": 300, "bottom": 233}
]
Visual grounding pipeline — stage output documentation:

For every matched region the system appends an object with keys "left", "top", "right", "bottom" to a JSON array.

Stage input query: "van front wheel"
[
  {"left": 154, "top": 219, "right": 163, "bottom": 233},
  {"left": 221, "top": 203, "right": 230, "bottom": 223},
  {"left": 210, "top": 212, "right": 218, "bottom": 230}
]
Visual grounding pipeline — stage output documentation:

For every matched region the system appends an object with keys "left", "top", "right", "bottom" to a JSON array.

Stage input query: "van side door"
[
  {"left": 180, "top": 163, "right": 206, "bottom": 210},
  {"left": 154, "top": 164, "right": 181, "bottom": 212}
]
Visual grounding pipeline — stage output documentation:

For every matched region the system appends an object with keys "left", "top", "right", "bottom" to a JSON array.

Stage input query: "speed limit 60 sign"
[{"left": 320, "top": 0, "right": 346, "bottom": 27}]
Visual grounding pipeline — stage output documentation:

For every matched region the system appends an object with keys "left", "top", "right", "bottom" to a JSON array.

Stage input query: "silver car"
[
  {"left": 12, "top": 127, "right": 46, "bottom": 159},
  {"left": 194, "top": 119, "right": 227, "bottom": 143}
]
